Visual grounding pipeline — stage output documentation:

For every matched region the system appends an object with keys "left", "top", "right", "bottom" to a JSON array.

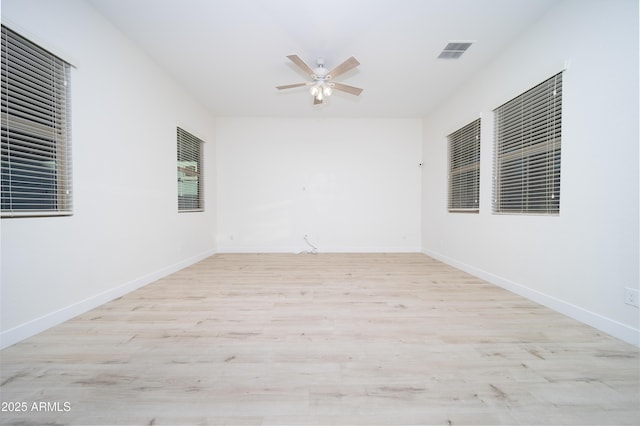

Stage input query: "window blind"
[
  {"left": 1, "top": 25, "right": 72, "bottom": 217},
  {"left": 448, "top": 118, "right": 480, "bottom": 212},
  {"left": 493, "top": 72, "right": 562, "bottom": 214},
  {"left": 177, "top": 127, "right": 203, "bottom": 211}
]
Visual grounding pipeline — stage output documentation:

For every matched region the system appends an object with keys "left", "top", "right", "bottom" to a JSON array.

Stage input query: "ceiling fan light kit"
[{"left": 276, "top": 54, "right": 363, "bottom": 105}]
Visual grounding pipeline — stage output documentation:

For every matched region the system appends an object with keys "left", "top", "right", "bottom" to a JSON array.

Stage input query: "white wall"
[
  {"left": 421, "top": 0, "right": 639, "bottom": 345},
  {"left": 216, "top": 118, "right": 422, "bottom": 253},
  {"left": 0, "top": 0, "right": 217, "bottom": 348}
]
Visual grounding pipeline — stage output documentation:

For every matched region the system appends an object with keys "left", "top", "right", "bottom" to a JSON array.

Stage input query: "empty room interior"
[{"left": 1, "top": 0, "right": 639, "bottom": 425}]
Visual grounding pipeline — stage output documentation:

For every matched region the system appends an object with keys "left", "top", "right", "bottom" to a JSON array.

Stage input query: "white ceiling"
[{"left": 89, "top": 0, "right": 560, "bottom": 117}]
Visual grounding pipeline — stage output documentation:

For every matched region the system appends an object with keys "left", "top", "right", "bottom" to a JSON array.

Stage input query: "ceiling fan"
[{"left": 276, "top": 54, "right": 363, "bottom": 105}]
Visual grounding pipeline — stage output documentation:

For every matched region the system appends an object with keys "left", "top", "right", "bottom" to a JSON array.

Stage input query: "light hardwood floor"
[{"left": 1, "top": 253, "right": 638, "bottom": 425}]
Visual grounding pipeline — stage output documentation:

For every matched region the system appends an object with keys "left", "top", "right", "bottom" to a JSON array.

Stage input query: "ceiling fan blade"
[
  {"left": 331, "top": 82, "right": 363, "bottom": 96},
  {"left": 287, "top": 54, "right": 315, "bottom": 77},
  {"left": 313, "top": 96, "right": 323, "bottom": 105},
  {"left": 276, "top": 82, "right": 309, "bottom": 90},
  {"left": 327, "top": 56, "right": 360, "bottom": 79}
]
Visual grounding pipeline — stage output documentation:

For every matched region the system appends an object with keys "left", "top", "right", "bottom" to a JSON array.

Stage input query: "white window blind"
[
  {"left": 1, "top": 25, "right": 72, "bottom": 217},
  {"left": 177, "top": 127, "right": 203, "bottom": 211},
  {"left": 448, "top": 118, "right": 480, "bottom": 212},
  {"left": 493, "top": 72, "right": 562, "bottom": 214}
]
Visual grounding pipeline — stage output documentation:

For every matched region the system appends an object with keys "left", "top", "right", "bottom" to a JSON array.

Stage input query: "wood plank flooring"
[{"left": 1, "top": 253, "right": 638, "bottom": 425}]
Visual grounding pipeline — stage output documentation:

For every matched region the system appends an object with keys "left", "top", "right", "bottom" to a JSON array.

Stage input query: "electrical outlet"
[{"left": 624, "top": 287, "right": 639, "bottom": 308}]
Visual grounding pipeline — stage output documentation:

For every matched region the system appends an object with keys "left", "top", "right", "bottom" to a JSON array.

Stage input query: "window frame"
[
  {"left": 1, "top": 25, "right": 72, "bottom": 218},
  {"left": 177, "top": 126, "right": 204, "bottom": 212},
  {"left": 448, "top": 118, "right": 481, "bottom": 213},
  {"left": 493, "top": 72, "right": 563, "bottom": 215}
]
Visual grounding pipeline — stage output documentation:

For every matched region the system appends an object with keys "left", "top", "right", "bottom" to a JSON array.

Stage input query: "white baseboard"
[
  {"left": 217, "top": 246, "right": 423, "bottom": 254},
  {"left": 423, "top": 249, "right": 640, "bottom": 347},
  {"left": 0, "top": 249, "right": 216, "bottom": 350}
]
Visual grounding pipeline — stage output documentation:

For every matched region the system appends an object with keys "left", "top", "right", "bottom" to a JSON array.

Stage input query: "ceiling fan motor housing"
[{"left": 313, "top": 58, "right": 329, "bottom": 80}]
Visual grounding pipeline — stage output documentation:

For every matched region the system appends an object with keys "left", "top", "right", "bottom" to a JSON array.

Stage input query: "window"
[
  {"left": 1, "top": 25, "right": 72, "bottom": 217},
  {"left": 493, "top": 72, "right": 562, "bottom": 214},
  {"left": 177, "top": 127, "right": 203, "bottom": 211},
  {"left": 448, "top": 118, "right": 480, "bottom": 212}
]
